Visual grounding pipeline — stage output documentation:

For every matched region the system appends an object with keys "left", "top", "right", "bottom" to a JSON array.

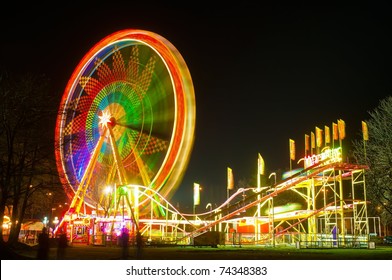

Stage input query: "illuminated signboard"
[{"left": 304, "top": 147, "right": 342, "bottom": 168}]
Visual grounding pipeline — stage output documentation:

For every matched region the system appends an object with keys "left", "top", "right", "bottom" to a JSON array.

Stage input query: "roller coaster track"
[
  {"left": 274, "top": 200, "right": 336, "bottom": 237},
  {"left": 181, "top": 160, "right": 356, "bottom": 242},
  {"left": 274, "top": 198, "right": 365, "bottom": 237}
]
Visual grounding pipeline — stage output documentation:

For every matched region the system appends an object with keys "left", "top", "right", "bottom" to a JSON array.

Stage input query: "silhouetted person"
[
  {"left": 57, "top": 230, "right": 68, "bottom": 259},
  {"left": 120, "top": 227, "right": 129, "bottom": 259},
  {"left": 37, "top": 227, "right": 50, "bottom": 259},
  {"left": 136, "top": 231, "right": 143, "bottom": 259}
]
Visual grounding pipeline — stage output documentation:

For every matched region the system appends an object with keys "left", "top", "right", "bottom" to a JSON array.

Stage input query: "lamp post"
[
  {"left": 43, "top": 217, "right": 48, "bottom": 229},
  {"left": 50, "top": 207, "right": 57, "bottom": 236},
  {"left": 268, "top": 172, "right": 277, "bottom": 185},
  {"left": 206, "top": 203, "right": 212, "bottom": 231},
  {"left": 268, "top": 172, "right": 277, "bottom": 247}
]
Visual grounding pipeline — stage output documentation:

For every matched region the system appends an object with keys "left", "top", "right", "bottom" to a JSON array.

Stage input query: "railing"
[
  {"left": 84, "top": 232, "right": 376, "bottom": 249},
  {"left": 295, "top": 234, "right": 371, "bottom": 248}
]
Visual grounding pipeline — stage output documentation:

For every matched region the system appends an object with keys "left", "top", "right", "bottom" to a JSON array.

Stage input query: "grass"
[
  {"left": 2, "top": 242, "right": 391, "bottom": 260},
  {"left": 150, "top": 244, "right": 392, "bottom": 260}
]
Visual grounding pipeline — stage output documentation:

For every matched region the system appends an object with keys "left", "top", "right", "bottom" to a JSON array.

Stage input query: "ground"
[{"left": 1, "top": 242, "right": 392, "bottom": 260}]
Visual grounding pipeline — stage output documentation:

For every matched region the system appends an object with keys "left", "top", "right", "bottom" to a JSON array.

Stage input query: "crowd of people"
[
  {"left": 119, "top": 227, "right": 143, "bottom": 259},
  {"left": 36, "top": 226, "right": 143, "bottom": 259},
  {"left": 36, "top": 227, "right": 68, "bottom": 260}
]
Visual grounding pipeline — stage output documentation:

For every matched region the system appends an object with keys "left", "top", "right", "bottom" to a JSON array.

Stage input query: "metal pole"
[
  {"left": 272, "top": 195, "right": 275, "bottom": 247},
  {"left": 268, "top": 172, "right": 277, "bottom": 247},
  {"left": 256, "top": 155, "right": 261, "bottom": 243}
]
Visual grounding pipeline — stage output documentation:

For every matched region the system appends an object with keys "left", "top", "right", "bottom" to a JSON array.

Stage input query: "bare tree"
[
  {"left": 352, "top": 96, "right": 392, "bottom": 233},
  {"left": 0, "top": 71, "right": 64, "bottom": 246}
]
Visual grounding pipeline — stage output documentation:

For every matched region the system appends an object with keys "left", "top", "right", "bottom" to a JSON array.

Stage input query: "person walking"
[
  {"left": 120, "top": 227, "right": 129, "bottom": 259},
  {"left": 37, "top": 227, "right": 50, "bottom": 259},
  {"left": 136, "top": 230, "right": 143, "bottom": 259},
  {"left": 57, "top": 230, "right": 68, "bottom": 259}
]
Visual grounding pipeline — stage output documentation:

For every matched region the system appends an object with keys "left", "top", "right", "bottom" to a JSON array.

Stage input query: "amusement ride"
[{"left": 54, "top": 29, "right": 374, "bottom": 248}]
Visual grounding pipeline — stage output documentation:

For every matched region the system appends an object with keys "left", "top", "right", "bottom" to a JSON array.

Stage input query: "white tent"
[{"left": 21, "top": 220, "right": 44, "bottom": 231}]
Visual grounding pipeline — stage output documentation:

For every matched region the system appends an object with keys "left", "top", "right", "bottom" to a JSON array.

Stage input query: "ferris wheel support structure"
[{"left": 57, "top": 122, "right": 140, "bottom": 233}]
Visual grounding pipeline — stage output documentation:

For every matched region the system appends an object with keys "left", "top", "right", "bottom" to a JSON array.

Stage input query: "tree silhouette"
[
  {"left": 352, "top": 96, "right": 392, "bottom": 234},
  {"left": 0, "top": 71, "right": 65, "bottom": 247}
]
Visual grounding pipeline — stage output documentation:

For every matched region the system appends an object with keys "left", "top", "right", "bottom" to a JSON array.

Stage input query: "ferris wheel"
[{"left": 55, "top": 29, "right": 196, "bottom": 217}]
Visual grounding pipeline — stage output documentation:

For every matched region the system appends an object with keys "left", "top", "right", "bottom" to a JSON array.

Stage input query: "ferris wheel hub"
[{"left": 98, "top": 111, "right": 116, "bottom": 128}]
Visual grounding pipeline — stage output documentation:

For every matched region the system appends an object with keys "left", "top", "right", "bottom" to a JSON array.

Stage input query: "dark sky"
[{"left": 1, "top": 3, "right": 391, "bottom": 211}]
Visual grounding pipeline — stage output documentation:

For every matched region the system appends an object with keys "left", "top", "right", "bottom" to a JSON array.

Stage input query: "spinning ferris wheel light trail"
[{"left": 54, "top": 29, "right": 196, "bottom": 234}]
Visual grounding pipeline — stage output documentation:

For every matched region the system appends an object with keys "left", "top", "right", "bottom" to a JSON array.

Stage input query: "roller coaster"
[{"left": 56, "top": 146, "right": 372, "bottom": 248}]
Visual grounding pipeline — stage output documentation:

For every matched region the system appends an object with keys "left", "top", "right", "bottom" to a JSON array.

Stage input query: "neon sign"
[{"left": 304, "top": 147, "right": 342, "bottom": 168}]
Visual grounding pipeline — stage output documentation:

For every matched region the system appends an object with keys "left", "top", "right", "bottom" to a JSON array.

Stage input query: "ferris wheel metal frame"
[{"left": 54, "top": 29, "right": 196, "bottom": 232}]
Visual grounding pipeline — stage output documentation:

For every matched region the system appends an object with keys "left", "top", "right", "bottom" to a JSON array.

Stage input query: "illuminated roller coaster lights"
[{"left": 183, "top": 156, "right": 337, "bottom": 240}]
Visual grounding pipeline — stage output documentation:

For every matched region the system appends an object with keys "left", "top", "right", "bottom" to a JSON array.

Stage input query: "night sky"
[{"left": 1, "top": 3, "right": 391, "bottom": 212}]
